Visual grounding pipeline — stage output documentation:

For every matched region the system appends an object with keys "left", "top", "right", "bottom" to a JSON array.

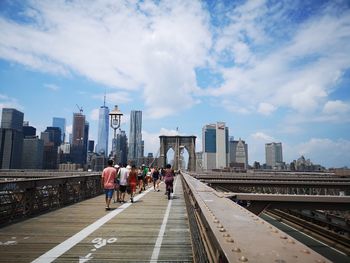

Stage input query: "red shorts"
[{"left": 130, "top": 183, "right": 137, "bottom": 193}]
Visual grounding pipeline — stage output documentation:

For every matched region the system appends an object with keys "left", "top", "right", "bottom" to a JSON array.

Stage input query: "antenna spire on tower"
[{"left": 103, "top": 89, "right": 106, "bottom": 107}]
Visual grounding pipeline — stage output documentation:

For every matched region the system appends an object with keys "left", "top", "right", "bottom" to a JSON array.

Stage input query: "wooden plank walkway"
[{"left": 0, "top": 175, "right": 193, "bottom": 262}]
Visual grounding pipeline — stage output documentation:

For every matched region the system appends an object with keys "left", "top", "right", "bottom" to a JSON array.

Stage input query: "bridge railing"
[
  {"left": 0, "top": 174, "right": 102, "bottom": 226},
  {"left": 181, "top": 171, "right": 331, "bottom": 263}
]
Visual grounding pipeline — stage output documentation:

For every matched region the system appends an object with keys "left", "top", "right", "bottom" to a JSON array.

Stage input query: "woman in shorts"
[{"left": 128, "top": 165, "right": 138, "bottom": 203}]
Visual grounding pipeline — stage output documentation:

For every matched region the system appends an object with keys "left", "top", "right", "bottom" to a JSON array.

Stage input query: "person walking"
[
  {"left": 137, "top": 166, "right": 144, "bottom": 193},
  {"left": 142, "top": 165, "right": 149, "bottom": 190},
  {"left": 152, "top": 167, "right": 160, "bottom": 192},
  {"left": 117, "top": 164, "right": 129, "bottom": 203},
  {"left": 164, "top": 164, "right": 174, "bottom": 200},
  {"left": 101, "top": 159, "right": 117, "bottom": 210},
  {"left": 113, "top": 164, "right": 120, "bottom": 203},
  {"left": 128, "top": 165, "right": 138, "bottom": 203}
]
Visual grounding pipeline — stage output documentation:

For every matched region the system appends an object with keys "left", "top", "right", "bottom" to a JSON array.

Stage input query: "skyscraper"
[
  {"left": 114, "top": 130, "right": 128, "bottom": 165},
  {"left": 265, "top": 142, "right": 283, "bottom": 168},
  {"left": 216, "top": 122, "right": 229, "bottom": 169},
  {"left": 71, "top": 112, "right": 86, "bottom": 165},
  {"left": 1, "top": 108, "right": 23, "bottom": 131},
  {"left": 72, "top": 113, "right": 85, "bottom": 146},
  {"left": 52, "top": 117, "right": 66, "bottom": 143},
  {"left": 202, "top": 123, "right": 216, "bottom": 170},
  {"left": 96, "top": 100, "right": 109, "bottom": 156},
  {"left": 23, "top": 121, "right": 36, "bottom": 138},
  {"left": 88, "top": 140, "right": 95, "bottom": 153},
  {"left": 0, "top": 108, "right": 24, "bottom": 169},
  {"left": 229, "top": 138, "right": 248, "bottom": 169},
  {"left": 22, "top": 137, "right": 44, "bottom": 169},
  {"left": 202, "top": 122, "right": 229, "bottom": 170},
  {"left": 45, "top": 127, "right": 62, "bottom": 147},
  {"left": 41, "top": 127, "right": 61, "bottom": 169},
  {"left": 83, "top": 121, "right": 89, "bottom": 163},
  {"left": 128, "top": 110, "right": 142, "bottom": 165}
]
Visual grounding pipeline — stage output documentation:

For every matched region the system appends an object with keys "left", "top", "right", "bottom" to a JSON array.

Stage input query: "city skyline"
[{"left": 0, "top": 1, "right": 350, "bottom": 168}]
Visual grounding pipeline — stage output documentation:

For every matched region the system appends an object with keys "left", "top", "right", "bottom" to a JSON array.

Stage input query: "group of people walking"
[{"left": 101, "top": 160, "right": 175, "bottom": 210}]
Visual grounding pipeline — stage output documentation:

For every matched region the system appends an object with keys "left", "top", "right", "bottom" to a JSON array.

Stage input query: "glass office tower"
[
  {"left": 52, "top": 117, "right": 66, "bottom": 143},
  {"left": 265, "top": 142, "right": 283, "bottom": 168},
  {"left": 0, "top": 108, "right": 24, "bottom": 169},
  {"left": 202, "top": 122, "right": 229, "bottom": 170},
  {"left": 128, "top": 110, "right": 142, "bottom": 165},
  {"left": 96, "top": 105, "right": 109, "bottom": 156}
]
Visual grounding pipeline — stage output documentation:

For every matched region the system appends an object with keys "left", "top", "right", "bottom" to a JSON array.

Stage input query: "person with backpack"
[
  {"left": 164, "top": 164, "right": 174, "bottom": 200},
  {"left": 152, "top": 167, "right": 160, "bottom": 192}
]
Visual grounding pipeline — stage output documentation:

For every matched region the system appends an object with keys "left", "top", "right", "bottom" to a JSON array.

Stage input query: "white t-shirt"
[{"left": 118, "top": 167, "right": 129, "bottom": 186}]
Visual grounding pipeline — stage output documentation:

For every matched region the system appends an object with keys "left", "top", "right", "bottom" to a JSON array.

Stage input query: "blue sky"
[{"left": 0, "top": 0, "right": 350, "bottom": 168}]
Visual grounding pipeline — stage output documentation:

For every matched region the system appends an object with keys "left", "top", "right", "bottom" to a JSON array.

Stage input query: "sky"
[{"left": 0, "top": 0, "right": 350, "bottom": 168}]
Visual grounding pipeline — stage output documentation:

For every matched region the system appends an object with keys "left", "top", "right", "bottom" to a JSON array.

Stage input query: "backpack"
[{"left": 164, "top": 169, "right": 174, "bottom": 184}]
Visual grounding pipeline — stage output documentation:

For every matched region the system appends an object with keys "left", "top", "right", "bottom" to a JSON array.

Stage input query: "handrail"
[
  {"left": 181, "top": 171, "right": 331, "bottom": 263},
  {"left": 0, "top": 174, "right": 102, "bottom": 226}
]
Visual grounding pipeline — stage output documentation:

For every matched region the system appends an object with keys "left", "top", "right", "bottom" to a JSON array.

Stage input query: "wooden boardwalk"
[{"left": 0, "top": 176, "right": 193, "bottom": 262}]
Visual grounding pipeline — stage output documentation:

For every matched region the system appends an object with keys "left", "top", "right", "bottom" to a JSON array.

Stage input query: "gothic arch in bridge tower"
[{"left": 159, "top": 136, "right": 196, "bottom": 171}]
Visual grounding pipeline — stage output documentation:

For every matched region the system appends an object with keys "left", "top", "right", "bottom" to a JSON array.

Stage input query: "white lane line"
[
  {"left": 150, "top": 176, "right": 178, "bottom": 263},
  {"left": 31, "top": 187, "right": 153, "bottom": 263}
]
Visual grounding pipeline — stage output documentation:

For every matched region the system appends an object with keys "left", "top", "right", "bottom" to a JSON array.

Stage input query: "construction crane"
[{"left": 76, "top": 104, "right": 83, "bottom": 114}]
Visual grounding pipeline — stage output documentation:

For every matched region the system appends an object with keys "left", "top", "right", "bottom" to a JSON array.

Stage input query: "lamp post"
[{"left": 109, "top": 105, "right": 123, "bottom": 163}]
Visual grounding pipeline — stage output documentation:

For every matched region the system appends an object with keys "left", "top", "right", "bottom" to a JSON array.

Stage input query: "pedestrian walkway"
[{"left": 0, "top": 175, "right": 193, "bottom": 262}]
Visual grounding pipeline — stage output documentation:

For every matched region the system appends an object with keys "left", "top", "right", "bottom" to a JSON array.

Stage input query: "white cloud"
[
  {"left": 0, "top": 94, "right": 23, "bottom": 111},
  {"left": 142, "top": 127, "right": 203, "bottom": 157},
  {"left": 1, "top": 1, "right": 349, "bottom": 125},
  {"left": 323, "top": 100, "right": 350, "bottom": 115},
  {"left": 257, "top": 102, "right": 276, "bottom": 116},
  {"left": 209, "top": 1, "right": 350, "bottom": 123},
  {"left": 248, "top": 131, "right": 275, "bottom": 164},
  {"left": 248, "top": 134, "right": 350, "bottom": 167},
  {"left": 142, "top": 130, "right": 160, "bottom": 156},
  {"left": 282, "top": 99, "right": 350, "bottom": 125},
  {"left": 159, "top": 127, "right": 181, "bottom": 136},
  {"left": 251, "top": 132, "right": 275, "bottom": 142},
  {"left": 0, "top": 0, "right": 211, "bottom": 119},
  {"left": 44, "top": 83, "right": 60, "bottom": 91},
  {"left": 221, "top": 99, "right": 251, "bottom": 114},
  {"left": 92, "top": 92, "right": 131, "bottom": 105},
  {"left": 90, "top": 108, "right": 99, "bottom": 121},
  {"left": 286, "top": 138, "right": 350, "bottom": 168},
  {"left": 142, "top": 128, "right": 180, "bottom": 157}
]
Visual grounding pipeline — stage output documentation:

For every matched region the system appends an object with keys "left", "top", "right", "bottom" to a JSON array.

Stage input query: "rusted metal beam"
[
  {"left": 206, "top": 179, "right": 350, "bottom": 187},
  {"left": 196, "top": 174, "right": 350, "bottom": 182},
  {"left": 182, "top": 172, "right": 331, "bottom": 263},
  {"left": 225, "top": 193, "right": 350, "bottom": 215}
]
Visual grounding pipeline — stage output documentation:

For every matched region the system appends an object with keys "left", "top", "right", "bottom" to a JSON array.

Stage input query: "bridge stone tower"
[{"left": 159, "top": 135, "right": 196, "bottom": 171}]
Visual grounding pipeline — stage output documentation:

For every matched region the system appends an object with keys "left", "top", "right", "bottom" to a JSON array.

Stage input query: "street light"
[
  {"left": 109, "top": 105, "right": 123, "bottom": 163},
  {"left": 109, "top": 105, "right": 123, "bottom": 137}
]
